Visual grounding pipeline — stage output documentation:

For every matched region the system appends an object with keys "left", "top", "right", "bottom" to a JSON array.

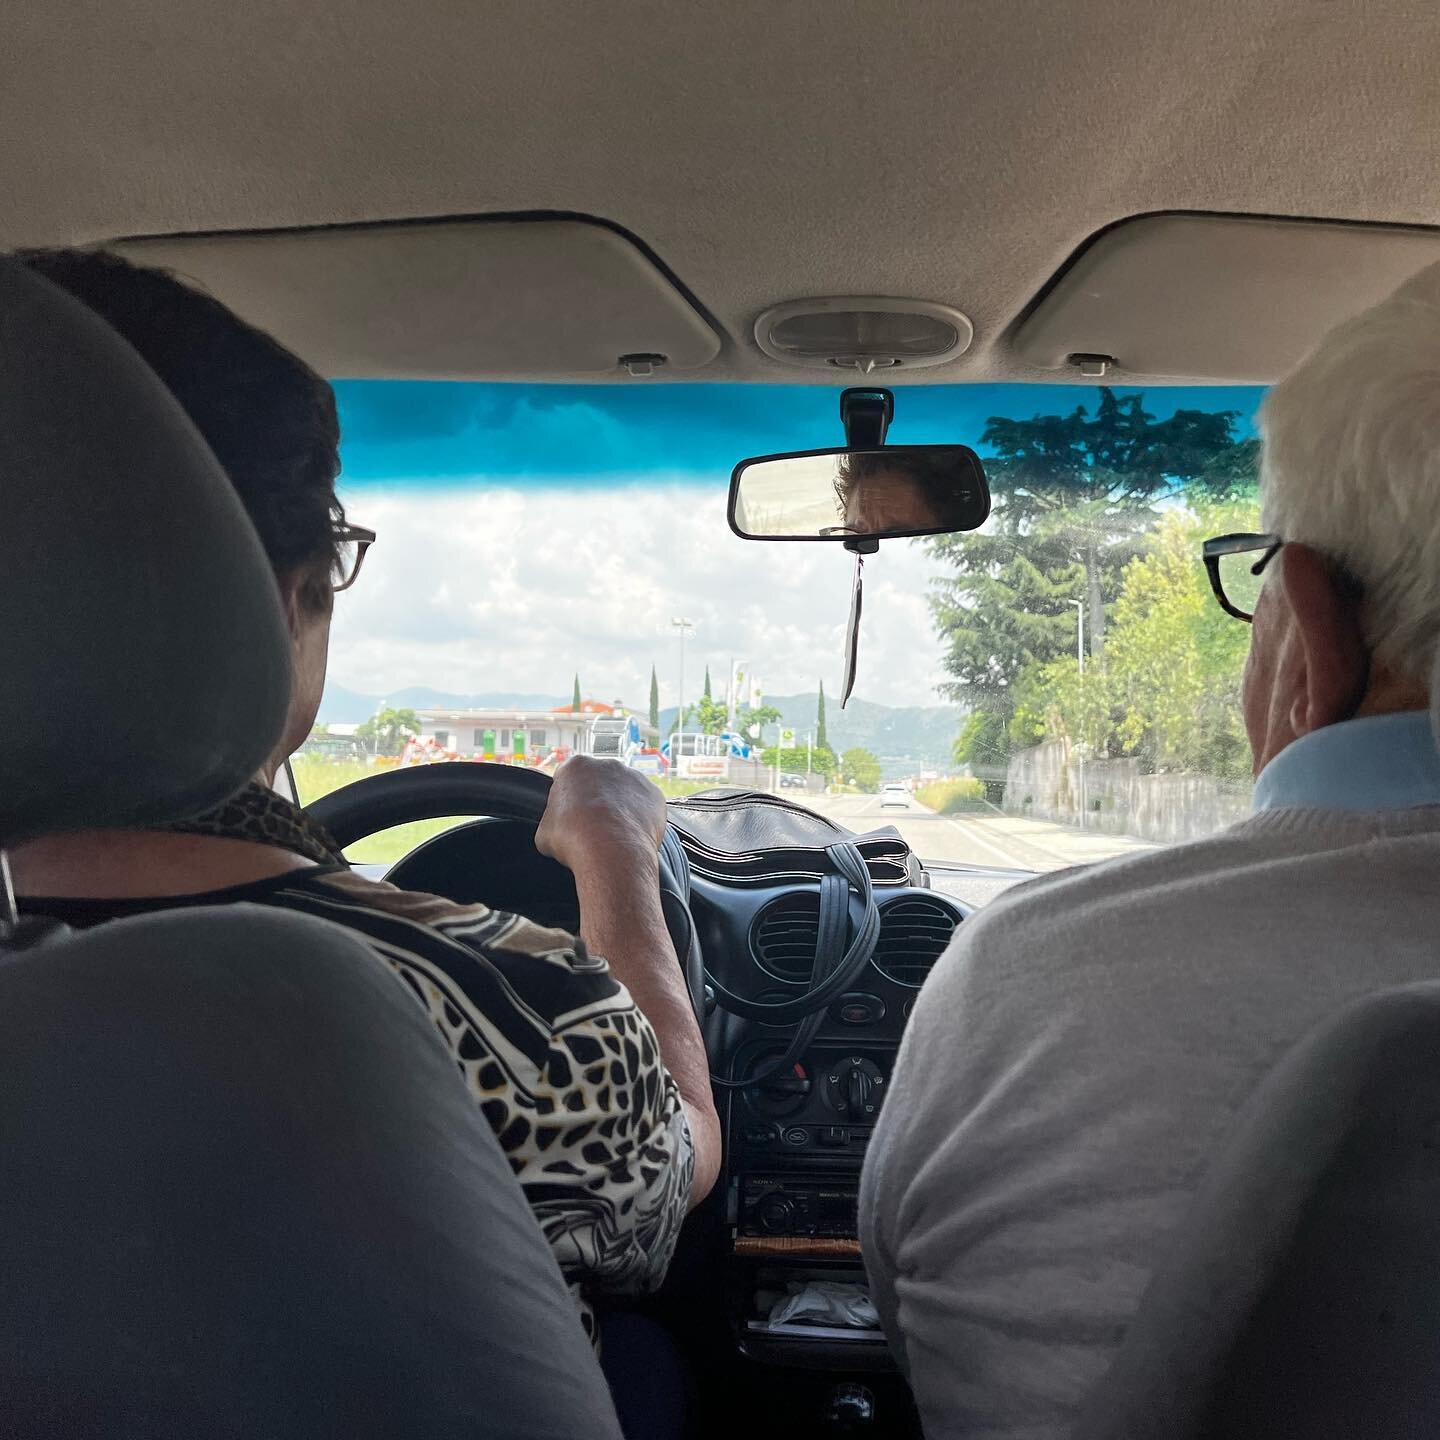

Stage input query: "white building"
[
  {"left": 414, "top": 708, "right": 583, "bottom": 762},
  {"left": 413, "top": 702, "right": 657, "bottom": 764}
]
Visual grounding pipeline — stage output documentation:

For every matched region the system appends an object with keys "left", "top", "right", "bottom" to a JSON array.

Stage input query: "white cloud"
[{"left": 329, "top": 484, "right": 953, "bottom": 708}]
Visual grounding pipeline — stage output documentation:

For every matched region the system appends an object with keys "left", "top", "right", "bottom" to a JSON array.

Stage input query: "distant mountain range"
[
  {"left": 753, "top": 692, "right": 961, "bottom": 768},
  {"left": 321, "top": 683, "right": 961, "bottom": 768}
]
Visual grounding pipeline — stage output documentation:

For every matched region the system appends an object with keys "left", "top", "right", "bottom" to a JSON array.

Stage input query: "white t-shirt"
[{"left": 860, "top": 804, "right": 1440, "bottom": 1439}]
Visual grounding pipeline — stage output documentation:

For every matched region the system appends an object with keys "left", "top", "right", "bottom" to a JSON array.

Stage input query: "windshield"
[{"left": 295, "top": 381, "right": 1265, "bottom": 888}]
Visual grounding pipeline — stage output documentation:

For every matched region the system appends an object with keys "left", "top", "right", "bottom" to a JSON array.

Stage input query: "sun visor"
[
  {"left": 112, "top": 218, "right": 722, "bottom": 379},
  {"left": 1012, "top": 213, "right": 1440, "bottom": 382}
]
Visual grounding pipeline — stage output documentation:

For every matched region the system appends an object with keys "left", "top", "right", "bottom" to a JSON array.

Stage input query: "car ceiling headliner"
[{"left": 5, "top": 0, "right": 1440, "bottom": 384}]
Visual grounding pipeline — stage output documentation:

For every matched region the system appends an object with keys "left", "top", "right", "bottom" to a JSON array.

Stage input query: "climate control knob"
[{"left": 823, "top": 1056, "right": 886, "bottom": 1122}]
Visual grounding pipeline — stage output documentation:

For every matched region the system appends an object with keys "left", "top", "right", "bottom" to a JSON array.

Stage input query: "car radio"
[{"left": 739, "top": 1175, "right": 862, "bottom": 1239}]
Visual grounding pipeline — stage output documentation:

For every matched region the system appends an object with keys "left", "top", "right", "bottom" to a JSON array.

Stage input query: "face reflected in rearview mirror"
[{"left": 728, "top": 444, "right": 991, "bottom": 542}]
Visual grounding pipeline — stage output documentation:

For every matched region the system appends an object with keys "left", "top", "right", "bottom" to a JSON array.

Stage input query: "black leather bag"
[{"left": 666, "top": 789, "right": 918, "bottom": 886}]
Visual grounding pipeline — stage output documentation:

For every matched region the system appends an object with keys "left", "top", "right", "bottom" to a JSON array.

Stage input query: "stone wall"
[{"left": 1005, "top": 739, "right": 1251, "bottom": 846}]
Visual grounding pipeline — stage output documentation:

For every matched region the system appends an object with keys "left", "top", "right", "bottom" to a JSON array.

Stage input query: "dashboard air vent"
[
  {"left": 751, "top": 892, "right": 822, "bottom": 983},
  {"left": 871, "top": 896, "right": 961, "bottom": 988}
]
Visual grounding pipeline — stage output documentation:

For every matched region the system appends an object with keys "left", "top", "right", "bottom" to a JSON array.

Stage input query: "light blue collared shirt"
[{"left": 1252, "top": 710, "right": 1440, "bottom": 813}]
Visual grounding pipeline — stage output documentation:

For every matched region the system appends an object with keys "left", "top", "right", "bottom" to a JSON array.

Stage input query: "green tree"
[
  {"left": 736, "top": 703, "right": 782, "bottom": 744},
  {"left": 953, "top": 708, "right": 1013, "bottom": 769},
  {"left": 1196, "top": 437, "right": 1261, "bottom": 502},
  {"left": 648, "top": 666, "right": 660, "bottom": 730},
  {"left": 1103, "top": 499, "right": 1257, "bottom": 775},
  {"left": 703, "top": 665, "right": 712, "bottom": 700},
  {"left": 357, "top": 706, "right": 420, "bottom": 757},
  {"left": 928, "top": 389, "right": 1257, "bottom": 738},
  {"left": 692, "top": 693, "right": 729, "bottom": 735},
  {"left": 1012, "top": 498, "right": 1260, "bottom": 775},
  {"left": 762, "top": 743, "right": 836, "bottom": 776},
  {"left": 1008, "top": 654, "right": 1115, "bottom": 755},
  {"left": 571, "top": 674, "right": 582, "bottom": 712},
  {"left": 816, "top": 680, "right": 829, "bottom": 750},
  {"left": 840, "top": 747, "right": 882, "bottom": 791}
]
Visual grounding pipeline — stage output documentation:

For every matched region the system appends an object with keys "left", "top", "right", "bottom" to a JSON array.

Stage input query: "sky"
[{"left": 327, "top": 381, "right": 1266, "bottom": 711}]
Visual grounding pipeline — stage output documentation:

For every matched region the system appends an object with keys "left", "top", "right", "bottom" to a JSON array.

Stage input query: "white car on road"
[{"left": 880, "top": 783, "right": 910, "bottom": 808}]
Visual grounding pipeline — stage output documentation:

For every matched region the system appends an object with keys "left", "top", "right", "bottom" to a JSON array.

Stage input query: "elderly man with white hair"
[{"left": 858, "top": 263, "right": 1440, "bottom": 1440}]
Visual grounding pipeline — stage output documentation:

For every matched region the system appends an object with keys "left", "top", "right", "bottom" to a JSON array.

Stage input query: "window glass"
[{"left": 306, "top": 381, "right": 1265, "bottom": 890}]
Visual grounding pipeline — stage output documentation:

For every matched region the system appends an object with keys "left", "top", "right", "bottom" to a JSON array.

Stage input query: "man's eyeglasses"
[
  {"left": 331, "top": 523, "right": 376, "bottom": 593},
  {"left": 1202, "top": 532, "right": 1282, "bottom": 622}
]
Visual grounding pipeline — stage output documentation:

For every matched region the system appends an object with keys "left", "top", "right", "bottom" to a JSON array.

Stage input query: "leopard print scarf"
[{"left": 159, "top": 781, "right": 348, "bottom": 867}]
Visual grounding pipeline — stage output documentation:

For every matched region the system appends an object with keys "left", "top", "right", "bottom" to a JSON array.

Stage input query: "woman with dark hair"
[{"left": 10, "top": 251, "right": 719, "bottom": 1411}]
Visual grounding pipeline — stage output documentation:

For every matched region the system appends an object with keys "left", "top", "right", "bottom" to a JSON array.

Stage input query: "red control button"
[{"left": 833, "top": 993, "right": 886, "bottom": 1026}]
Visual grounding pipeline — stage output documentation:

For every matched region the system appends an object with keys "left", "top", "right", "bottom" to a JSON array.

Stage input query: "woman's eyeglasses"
[
  {"left": 331, "top": 523, "right": 376, "bottom": 593},
  {"left": 1202, "top": 532, "right": 1282, "bottom": 622}
]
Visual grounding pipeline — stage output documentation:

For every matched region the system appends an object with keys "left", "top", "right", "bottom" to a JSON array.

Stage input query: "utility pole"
[
  {"left": 806, "top": 730, "right": 813, "bottom": 775},
  {"left": 671, "top": 616, "right": 694, "bottom": 773},
  {"left": 1070, "top": 598, "right": 1087, "bottom": 829},
  {"left": 373, "top": 697, "right": 388, "bottom": 763},
  {"left": 1070, "top": 597, "right": 1085, "bottom": 675}
]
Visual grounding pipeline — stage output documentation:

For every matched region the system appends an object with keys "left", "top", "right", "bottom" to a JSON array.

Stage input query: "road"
[{"left": 804, "top": 793, "right": 1156, "bottom": 873}]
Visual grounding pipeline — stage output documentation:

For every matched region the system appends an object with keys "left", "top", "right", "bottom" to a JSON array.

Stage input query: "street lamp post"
[
  {"left": 372, "top": 697, "right": 389, "bottom": 764},
  {"left": 670, "top": 616, "right": 693, "bottom": 774},
  {"left": 1069, "top": 599, "right": 1087, "bottom": 828}
]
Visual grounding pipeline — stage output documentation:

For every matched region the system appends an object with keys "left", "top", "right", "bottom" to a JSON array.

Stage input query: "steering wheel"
[{"left": 307, "top": 763, "right": 706, "bottom": 1020}]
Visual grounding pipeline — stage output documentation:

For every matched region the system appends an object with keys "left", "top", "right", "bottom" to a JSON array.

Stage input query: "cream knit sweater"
[{"left": 861, "top": 806, "right": 1440, "bottom": 1440}]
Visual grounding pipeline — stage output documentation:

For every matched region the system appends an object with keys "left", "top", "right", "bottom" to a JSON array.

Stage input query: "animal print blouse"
[{"left": 23, "top": 787, "right": 694, "bottom": 1346}]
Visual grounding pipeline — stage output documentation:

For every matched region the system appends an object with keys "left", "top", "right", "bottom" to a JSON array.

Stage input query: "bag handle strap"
[{"left": 707, "top": 841, "right": 881, "bottom": 1029}]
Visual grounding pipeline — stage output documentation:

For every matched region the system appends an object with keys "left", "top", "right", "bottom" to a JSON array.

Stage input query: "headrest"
[{"left": 0, "top": 258, "right": 292, "bottom": 846}]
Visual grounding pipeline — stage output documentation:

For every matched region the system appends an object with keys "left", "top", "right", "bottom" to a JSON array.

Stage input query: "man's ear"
[
  {"left": 274, "top": 569, "right": 306, "bottom": 642},
  {"left": 1280, "top": 543, "right": 1369, "bottom": 736}
]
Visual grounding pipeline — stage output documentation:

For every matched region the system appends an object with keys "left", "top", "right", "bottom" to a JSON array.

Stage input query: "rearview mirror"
[{"left": 728, "top": 445, "right": 990, "bottom": 542}]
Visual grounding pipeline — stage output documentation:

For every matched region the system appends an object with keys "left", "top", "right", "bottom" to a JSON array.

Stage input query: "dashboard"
[
  {"left": 377, "top": 810, "right": 975, "bottom": 1372},
  {"left": 383, "top": 817, "right": 971, "bottom": 1246},
  {"left": 691, "top": 875, "right": 969, "bottom": 1242}
]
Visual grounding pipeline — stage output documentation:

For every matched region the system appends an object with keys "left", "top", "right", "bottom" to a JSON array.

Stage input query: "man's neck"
[
  {"left": 10, "top": 829, "right": 315, "bottom": 901},
  {"left": 1355, "top": 670, "right": 1429, "bottom": 719}
]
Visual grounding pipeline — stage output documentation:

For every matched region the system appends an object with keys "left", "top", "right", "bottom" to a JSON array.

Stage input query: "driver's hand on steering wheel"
[
  {"left": 535, "top": 755, "right": 722, "bottom": 1205},
  {"left": 534, "top": 755, "right": 667, "bottom": 878}
]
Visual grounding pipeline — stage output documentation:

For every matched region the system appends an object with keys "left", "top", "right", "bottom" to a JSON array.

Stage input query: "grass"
[
  {"left": 343, "top": 817, "right": 476, "bottom": 866},
  {"left": 914, "top": 777, "right": 988, "bottom": 813},
  {"left": 291, "top": 756, "right": 470, "bottom": 866},
  {"left": 290, "top": 756, "right": 380, "bottom": 803},
  {"left": 290, "top": 757, "right": 730, "bottom": 867}
]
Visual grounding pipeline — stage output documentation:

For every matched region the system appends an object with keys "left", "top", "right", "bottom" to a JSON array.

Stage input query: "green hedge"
[{"left": 914, "top": 777, "right": 987, "bottom": 813}]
